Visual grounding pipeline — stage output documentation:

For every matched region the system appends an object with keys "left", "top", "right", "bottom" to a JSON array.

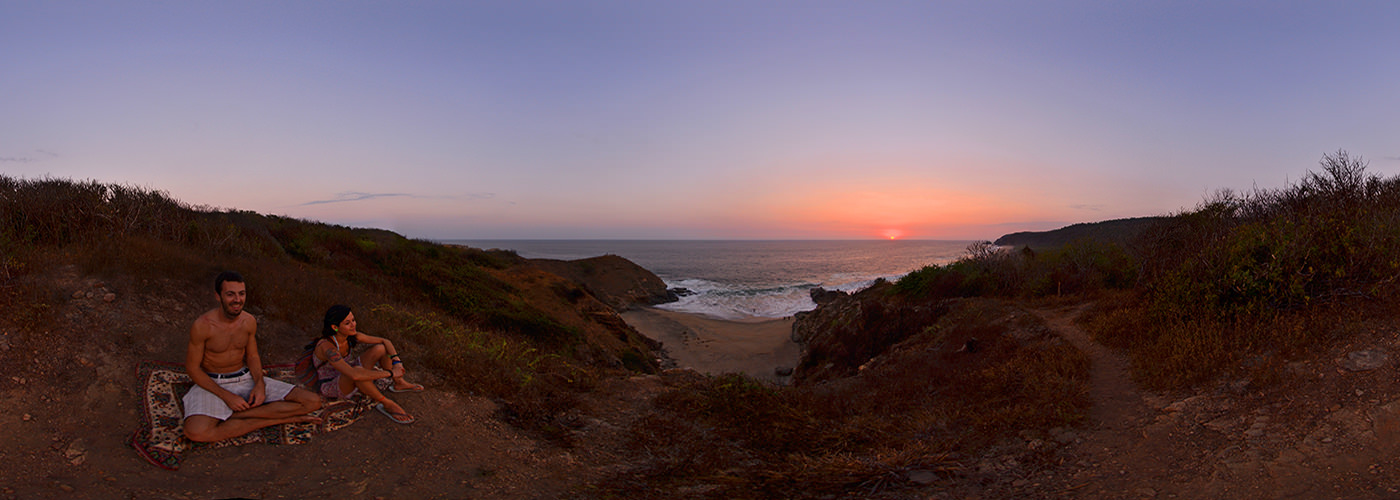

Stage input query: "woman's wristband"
[{"left": 392, "top": 360, "right": 402, "bottom": 365}]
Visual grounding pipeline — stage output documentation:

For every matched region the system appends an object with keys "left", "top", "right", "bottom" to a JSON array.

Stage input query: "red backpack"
[{"left": 292, "top": 342, "right": 320, "bottom": 391}]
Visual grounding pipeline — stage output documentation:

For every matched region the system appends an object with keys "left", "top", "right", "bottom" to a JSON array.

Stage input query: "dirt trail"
[
  {"left": 1023, "top": 305, "right": 1400, "bottom": 500},
  {"left": 1034, "top": 305, "right": 1145, "bottom": 429},
  {"left": 1032, "top": 306, "right": 1186, "bottom": 498}
]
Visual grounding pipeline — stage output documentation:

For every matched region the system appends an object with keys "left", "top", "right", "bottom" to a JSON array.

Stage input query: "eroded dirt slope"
[{"left": 928, "top": 305, "right": 1400, "bottom": 499}]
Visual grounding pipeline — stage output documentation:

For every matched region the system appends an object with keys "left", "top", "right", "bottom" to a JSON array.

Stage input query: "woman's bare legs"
[
  {"left": 361, "top": 343, "right": 422, "bottom": 392},
  {"left": 337, "top": 346, "right": 413, "bottom": 421}
]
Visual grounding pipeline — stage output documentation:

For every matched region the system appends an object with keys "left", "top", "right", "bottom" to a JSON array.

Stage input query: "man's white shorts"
[{"left": 182, "top": 369, "right": 297, "bottom": 421}]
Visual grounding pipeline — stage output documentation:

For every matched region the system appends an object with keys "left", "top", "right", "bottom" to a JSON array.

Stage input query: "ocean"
[{"left": 444, "top": 240, "right": 975, "bottom": 320}]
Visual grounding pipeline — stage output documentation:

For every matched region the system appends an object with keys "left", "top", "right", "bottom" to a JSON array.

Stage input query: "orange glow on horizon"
[{"left": 747, "top": 181, "right": 1036, "bottom": 240}]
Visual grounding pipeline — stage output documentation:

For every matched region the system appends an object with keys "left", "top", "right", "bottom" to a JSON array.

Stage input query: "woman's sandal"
[
  {"left": 388, "top": 383, "right": 424, "bottom": 393},
  {"left": 375, "top": 403, "right": 415, "bottom": 425}
]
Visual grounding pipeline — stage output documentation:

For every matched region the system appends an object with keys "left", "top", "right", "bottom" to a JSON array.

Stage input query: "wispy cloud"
[
  {"left": 300, "top": 191, "right": 492, "bottom": 206},
  {"left": 1068, "top": 204, "right": 1104, "bottom": 211},
  {"left": 1, "top": 149, "right": 59, "bottom": 163},
  {"left": 302, "top": 192, "right": 416, "bottom": 206}
]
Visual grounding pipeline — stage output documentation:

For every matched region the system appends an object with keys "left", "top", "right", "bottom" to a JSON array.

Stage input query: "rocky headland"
[{"left": 527, "top": 254, "right": 677, "bottom": 311}]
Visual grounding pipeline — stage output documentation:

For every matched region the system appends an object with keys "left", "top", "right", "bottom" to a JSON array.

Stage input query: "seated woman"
[{"left": 310, "top": 304, "right": 423, "bottom": 424}]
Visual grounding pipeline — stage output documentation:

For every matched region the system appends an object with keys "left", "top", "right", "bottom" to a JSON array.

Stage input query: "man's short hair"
[{"left": 214, "top": 271, "right": 245, "bottom": 294}]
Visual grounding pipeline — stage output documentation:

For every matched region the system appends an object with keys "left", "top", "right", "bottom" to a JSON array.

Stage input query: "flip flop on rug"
[
  {"left": 388, "top": 383, "right": 424, "bottom": 393},
  {"left": 375, "top": 403, "right": 415, "bottom": 425}
]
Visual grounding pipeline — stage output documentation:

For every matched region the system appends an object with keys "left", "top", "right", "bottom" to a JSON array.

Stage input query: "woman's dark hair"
[{"left": 308, "top": 304, "right": 357, "bottom": 350}]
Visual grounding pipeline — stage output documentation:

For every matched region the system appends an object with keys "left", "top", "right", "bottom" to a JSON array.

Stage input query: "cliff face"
[
  {"left": 789, "top": 280, "right": 949, "bottom": 385},
  {"left": 529, "top": 255, "right": 676, "bottom": 312}
]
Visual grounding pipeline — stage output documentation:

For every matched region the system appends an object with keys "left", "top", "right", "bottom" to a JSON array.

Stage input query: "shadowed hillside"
[
  {"left": 0, "top": 176, "right": 665, "bottom": 435},
  {"left": 11, "top": 151, "right": 1400, "bottom": 498},
  {"left": 993, "top": 216, "right": 1166, "bottom": 249},
  {"left": 0, "top": 175, "right": 1097, "bottom": 498}
]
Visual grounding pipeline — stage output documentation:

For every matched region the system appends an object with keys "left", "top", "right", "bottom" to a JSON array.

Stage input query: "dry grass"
[
  {"left": 16, "top": 153, "right": 1395, "bottom": 496},
  {"left": 0, "top": 174, "right": 627, "bottom": 438},
  {"left": 1079, "top": 151, "right": 1400, "bottom": 388},
  {"left": 899, "top": 152, "right": 1400, "bottom": 390},
  {"left": 599, "top": 299, "right": 1090, "bottom": 498}
]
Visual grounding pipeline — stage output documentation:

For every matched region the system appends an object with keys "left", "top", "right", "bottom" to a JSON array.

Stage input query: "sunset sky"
[{"left": 4, "top": 2, "right": 1399, "bottom": 240}]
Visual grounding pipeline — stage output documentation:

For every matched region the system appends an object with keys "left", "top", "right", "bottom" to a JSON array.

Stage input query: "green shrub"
[
  {"left": 1082, "top": 150, "right": 1400, "bottom": 387},
  {"left": 895, "top": 239, "right": 1136, "bottom": 300},
  {"left": 604, "top": 299, "right": 1088, "bottom": 497},
  {"left": 1142, "top": 151, "right": 1400, "bottom": 322}
]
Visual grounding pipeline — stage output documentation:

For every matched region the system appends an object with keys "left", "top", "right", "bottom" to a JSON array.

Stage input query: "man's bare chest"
[{"left": 204, "top": 327, "right": 249, "bottom": 354}]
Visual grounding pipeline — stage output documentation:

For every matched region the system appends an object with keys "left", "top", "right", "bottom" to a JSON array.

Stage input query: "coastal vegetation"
[
  {"left": 5, "top": 149, "right": 1394, "bottom": 497},
  {"left": 0, "top": 175, "right": 656, "bottom": 434},
  {"left": 1, "top": 174, "right": 1092, "bottom": 497},
  {"left": 896, "top": 150, "right": 1397, "bottom": 388},
  {"left": 603, "top": 298, "right": 1088, "bottom": 497}
]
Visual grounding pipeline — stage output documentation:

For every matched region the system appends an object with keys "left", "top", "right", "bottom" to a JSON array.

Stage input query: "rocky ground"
[
  {"left": 8, "top": 269, "right": 1400, "bottom": 499},
  {"left": 0, "top": 267, "right": 646, "bottom": 500},
  {"left": 926, "top": 305, "right": 1400, "bottom": 499}
]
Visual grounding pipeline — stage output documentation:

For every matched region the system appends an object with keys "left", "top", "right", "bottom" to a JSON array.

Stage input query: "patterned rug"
[{"left": 128, "top": 360, "right": 374, "bottom": 470}]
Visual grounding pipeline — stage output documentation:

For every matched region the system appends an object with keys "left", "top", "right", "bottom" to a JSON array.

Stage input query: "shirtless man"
[{"left": 182, "top": 271, "right": 322, "bottom": 442}]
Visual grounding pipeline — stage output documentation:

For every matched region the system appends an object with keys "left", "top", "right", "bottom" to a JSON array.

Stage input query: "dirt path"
[
  {"left": 1034, "top": 305, "right": 1145, "bottom": 430},
  {"left": 1032, "top": 306, "right": 1187, "bottom": 498},
  {"left": 1023, "top": 305, "right": 1400, "bottom": 500}
]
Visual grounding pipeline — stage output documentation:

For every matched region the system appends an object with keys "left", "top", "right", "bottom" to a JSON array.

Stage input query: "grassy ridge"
[
  {"left": 0, "top": 176, "right": 574, "bottom": 341},
  {"left": 0, "top": 175, "right": 650, "bottom": 430}
]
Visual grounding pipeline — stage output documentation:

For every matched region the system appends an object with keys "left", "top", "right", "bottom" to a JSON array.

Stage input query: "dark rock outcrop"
[
  {"left": 808, "top": 287, "right": 847, "bottom": 306},
  {"left": 789, "top": 280, "right": 949, "bottom": 385},
  {"left": 529, "top": 254, "right": 677, "bottom": 312}
]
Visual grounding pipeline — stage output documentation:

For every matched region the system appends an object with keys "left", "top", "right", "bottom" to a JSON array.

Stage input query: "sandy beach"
[{"left": 621, "top": 307, "right": 801, "bottom": 384}]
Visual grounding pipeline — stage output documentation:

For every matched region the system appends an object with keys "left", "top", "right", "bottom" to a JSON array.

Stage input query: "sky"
[{"left": 3, "top": 1, "right": 1399, "bottom": 240}]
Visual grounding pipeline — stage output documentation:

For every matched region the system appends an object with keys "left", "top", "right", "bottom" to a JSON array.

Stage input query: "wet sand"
[{"left": 621, "top": 306, "right": 801, "bottom": 384}]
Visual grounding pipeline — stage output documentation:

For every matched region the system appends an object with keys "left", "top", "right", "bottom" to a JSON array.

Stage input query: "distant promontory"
[{"left": 994, "top": 216, "right": 1165, "bottom": 249}]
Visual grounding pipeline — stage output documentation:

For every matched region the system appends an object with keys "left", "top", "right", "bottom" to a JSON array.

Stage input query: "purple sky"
[{"left": 4, "top": 1, "right": 1399, "bottom": 239}]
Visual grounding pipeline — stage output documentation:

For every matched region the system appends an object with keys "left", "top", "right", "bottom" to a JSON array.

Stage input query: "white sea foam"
[
  {"left": 656, "top": 273, "right": 906, "bottom": 320},
  {"left": 657, "top": 281, "right": 816, "bottom": 320},
  {"left": 444, "top": 239, "right": 974, "bottom": 320}
]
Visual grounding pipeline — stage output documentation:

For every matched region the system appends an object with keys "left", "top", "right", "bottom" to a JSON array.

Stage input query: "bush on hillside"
[
  {"left": 1085, "top": 151, "right": 1400, "bottom": 388},
  {"left": 1141, "top": 151, "right": 1400, "bottom": 322},
  {"left": 891, "top": 151, "right": 1400, "bottom": 389},
  {"left": 604, "top": 299, "right": 1088, "bottom": 498},
  {"left": 893, "top": 239, "right": 1137, "bottom": 300}
]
